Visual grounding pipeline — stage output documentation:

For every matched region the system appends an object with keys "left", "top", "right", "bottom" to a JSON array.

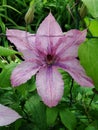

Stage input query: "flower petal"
[
  {"left": 57, "top": 59, "right": 93, "bottom": 87},
  {"left": 0, "top": 104, "right": 21, "bottom": 126},
  {"left": 11, "top": 61, "right": 40, "bottom": 86},
  {"left": 55, "top": 29, "right": 87, "bottom": 57},
  {"left": 36, "top": 67, "right": 64, "bottom": 107},
  {"left": 37, "top": 12, "right": 62, "bottom": 36},
  {"left": 21, "top": 49, "right": 37, "bottom": 61},
  {"left": 35, "top": 13, "right": 63, "bottom": 53},
  {"left": 6, "top": 29, "right": 36, "bottom": 52}
]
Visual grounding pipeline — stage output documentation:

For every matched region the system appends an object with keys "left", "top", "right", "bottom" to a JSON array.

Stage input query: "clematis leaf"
[
  {"left": 46, "top": 107, "right": 58, "bottom": 126},
  {"left": 16, "top": 76, "right": 36, "bottom": 98},
  {"left": 84, "top": 17, "right": 98, "bottom": 36},
  {"left": 0, "top": 46, "right": 20, "bottom": 56},
  {"left": 78, "top": 39, "right": 98, "bottom": 90},
  {"left": 24, "top": 95, "right": 47, "bottom": 130},
  {"left": 0, "top": 63, "right": 17, "bottom": 88},
  {"left": 60, "top": 109, "right": 77, "bottom": 130},
  {"left": 82, "top": 0, "right": 98, "bottom": 18},
  {"left": 85, "top": 126, "right": 96, "bottom": 130}
]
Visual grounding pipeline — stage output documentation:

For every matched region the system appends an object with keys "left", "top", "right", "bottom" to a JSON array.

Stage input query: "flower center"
[{"left": 46, "top": 54, "right": 54, "bottom": 65}]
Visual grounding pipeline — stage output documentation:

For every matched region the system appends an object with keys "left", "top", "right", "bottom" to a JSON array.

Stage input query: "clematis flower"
[
  {"left": 6, "top": 13, "right": 93, "bottom": 107},
  {"left": 0, "top": 104, "right": 21, "bottom": 126}
]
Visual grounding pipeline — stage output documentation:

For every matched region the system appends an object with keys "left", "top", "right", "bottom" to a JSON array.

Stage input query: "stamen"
[{"left": 46, "top": 54, "right": 54, "bottom": 65}]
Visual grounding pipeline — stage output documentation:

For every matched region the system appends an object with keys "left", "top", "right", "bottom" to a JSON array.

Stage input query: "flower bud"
[
  {"left": 80, "top": 4, "right": 87, "bottom": 19},
  {"left": 24, "top": 1, "right": 35, "bottom": 24}
]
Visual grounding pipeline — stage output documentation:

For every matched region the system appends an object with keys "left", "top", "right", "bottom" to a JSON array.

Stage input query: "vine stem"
[
  {"left": 88, "top": 93, "right": 96, "bottom": 108},
  {"left": 69, "top": 78, "right": 74, "bottom": 106},
  {"left": 74, "top": 0, "right": 80, "bottom": 29}
]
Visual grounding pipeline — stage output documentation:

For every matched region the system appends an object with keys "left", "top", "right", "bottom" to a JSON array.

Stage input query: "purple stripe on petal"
[
  {"left": 56, "top": 59, "right": 94, "bottom": 87},
  {"left": 35, "top": 13, "right": 63, "bottom": 53},
  {"left": 55, "top": 30, "right": 87, "bottom": 57},
  {"left": 36, "top": 66, "right": 64, "bottom": 107},
  {"left": 11, "top": 61, "right": 40, "bottom": 86},
  {"left": 6, "top": 29, "right": 36, "bottom": 52}
]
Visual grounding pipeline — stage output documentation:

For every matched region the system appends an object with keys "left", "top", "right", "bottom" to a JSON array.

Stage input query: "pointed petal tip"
[
  {"left": 6, "top": 29, "right": 14, "bottom": 36},
  {"left": 48, "top": 12, "right": 53, "bottom": 17},
  {"left": 0, "top": 104, "right": 22, "bottom": 126},
  {"left": 44, "top": 12, "right": 55, "bottom": 22},
  {"left": 46, "top": 12, "right": 57, "bottom": 23},
  {"left": 81, "top": 78, "right": 94, "bottom": 87},
  {"left": 83, "top": 29, "right": 87, "bottom": 33},
  {"left": 11, "top": 79, "right": 19, "bottom": 87},
  {"left": 6, "top": 28, "right": 10, "bottom": 37},
  {"left": 11, "top": 75, "right": 21, "bottom": 87},
  {"left": 81, "top": 29, "right": 87, "bottom": 38},
  {"left": 57, "top": 59, "right": 94, "bottom": 88}
]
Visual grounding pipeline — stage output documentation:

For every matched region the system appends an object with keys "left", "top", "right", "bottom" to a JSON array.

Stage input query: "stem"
[
  {"left": 88, "top": 93, "right": 96, "bottom": 108},
  {"left": 69, "top": 78, "right": 74, "bottom": 106},
  {"left": 87, "top": 36, "right": 98, "bottom": 38},
  {"left": 83, "top": 102, "right": 92, "bottom": 123},
  {"left": 74, "top": 0, "right": 80, "bottom": 29},
  {"left": 84, "top": 89, "right": 96, "bottom": 122},
  {"left": 87, "top": 88, "right": 98, "bottom": 110},
  {"left": 2, "top": 0, "right": 7, "bottom": 18}
]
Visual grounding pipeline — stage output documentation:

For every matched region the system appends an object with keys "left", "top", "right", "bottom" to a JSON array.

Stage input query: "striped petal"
[
  {"left": 55, "top": 29, "right": 87, "bottom": 57},
  {"left": 36, "top": 13, "right": 63, "bottom": 54},
  {"left": 36, "top": 67, "right": 64, "bottom": 107},
  {"left": 6, "top": 29, "right": 36, "bottom": 52},
  {"left": 56, "top": 59, "right": 93, "bottom": 87},
  {"left": 0, "top": 104, "right": 21, "bottom": 126},
  {"left": 11, "top": 61, "right": 40, "bottom": 86}
]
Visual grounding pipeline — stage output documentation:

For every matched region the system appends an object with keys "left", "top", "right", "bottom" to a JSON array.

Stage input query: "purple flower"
[
  {"left": 0, "top": 104, "right": 21, "bottom": 126},
  {"left": 6, "top": 13, "right": 93, "bottom": 107}
]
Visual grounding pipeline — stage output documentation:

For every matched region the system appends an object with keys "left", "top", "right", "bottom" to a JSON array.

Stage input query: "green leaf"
[
  {"left": 84, "top": 17, "right": 98, "bottom": 36},
  {"left": 0, "top": 46, "right": 20, "bottom": 56},
  {"left": 60, "top": 109, "right": 77, "bottom": 130},
  {"left": 1, "top": 5, "right": 21, "bottom": 14},
  {"left": 78, "top": 39, "right": 98, "bottom": 89},
  {"left": 85, "top": 126, "right": 96, "bottom": 130},
  {"left": 24, "top": 95, "right": 47, "bottom": 130},
  {"left": 0, "top": 13, "right": 18, "bottom": 26},
  {"left": 0, "top": 60, "right": 5, "bottom": 69},
  {"left": 82, "top": 0, "right": 98, "bottom": 18},
  {"left": 46, "top": 107, "right": 58, "bottom": 126},
  {"left": 0, "top": 63, "right": 17, "bottom": 88},
  {"left": 19, "top": 122, "right": 39, "bottom": 130},
  {"left": 16, "top": 76, "right": 36, "bottom": 99}
]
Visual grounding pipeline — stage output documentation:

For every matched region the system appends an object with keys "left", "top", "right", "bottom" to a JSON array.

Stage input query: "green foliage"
[
  {"left": 0, "top": 46, "right": 20, "bottom": 56},
  {"left": 78, "top": 39, "right": 98, "bottom": 90},
  {"left": 16, "top": 76, "right": 36, "bottom": 99},
  {"left": 82, "top": 0, "right": 98, "bottom": 18},
  {"left": 0, "top": 63, "right": 17, "bottom": 88},
  {"left": 60, "top": 109, "right": 77, "bottom": 130},
  {"left": 85, "top": 126, "right": 96, "bottom": 130},
  {"left": 46, "top": 107, "right": 58, "bottom": 126},
  {"left": 84, "top": 17, "right": 98, "bottom": 36},
  {"left": 24, "top": 95, "right": 47, "bottom": 130}
]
